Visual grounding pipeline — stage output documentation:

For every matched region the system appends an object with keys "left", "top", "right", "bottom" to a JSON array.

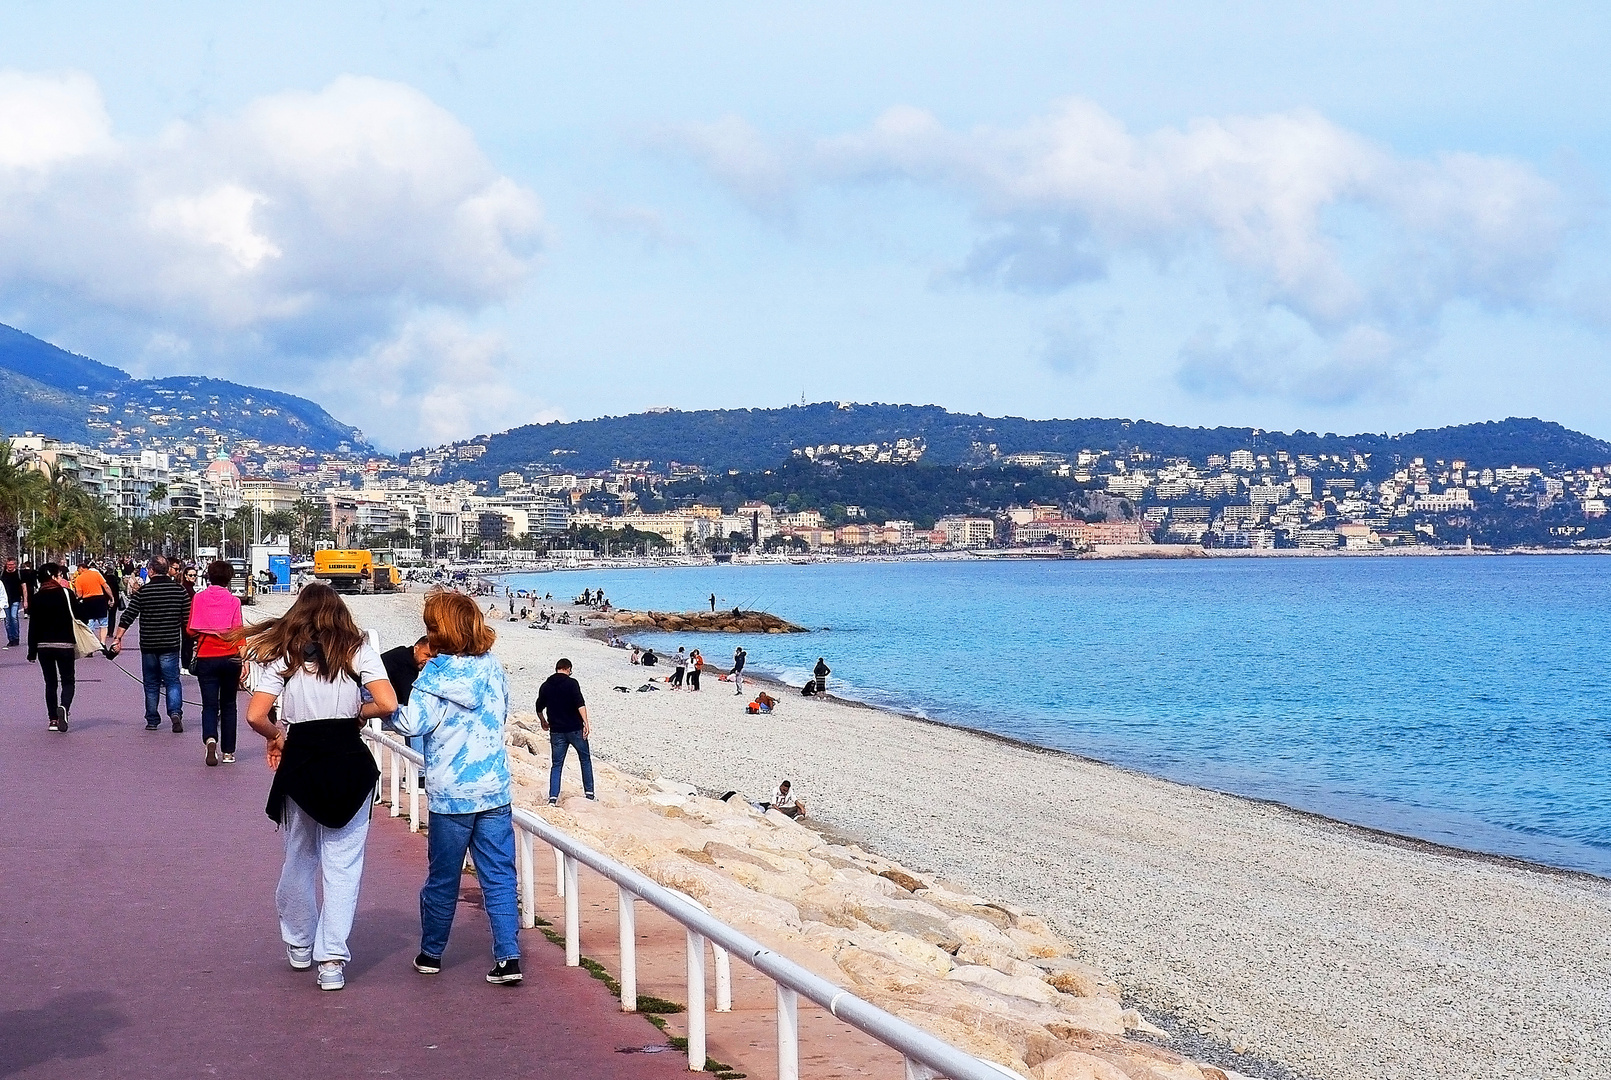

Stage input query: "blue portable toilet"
[{"left": 269, "top": 554, "right": 291, "bottom": 588}]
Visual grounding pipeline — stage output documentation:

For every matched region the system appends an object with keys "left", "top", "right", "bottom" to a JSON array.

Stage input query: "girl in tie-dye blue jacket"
[{"left": 393, "top": 652, "right": 512, "bottom": 814}]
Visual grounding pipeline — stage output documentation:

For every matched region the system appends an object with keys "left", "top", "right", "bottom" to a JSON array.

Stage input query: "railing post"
[
  {"left": 714, "top": 944, "right": 731, "bottom": 1012},
  {"left": 407, "top": 760, "right": 420, "bottom": 832},
  {"left": 554, "top": 846, "right": 566, "bottom": 897},
  {"left": 520, "top": 830, "right": 536, "bottom": 929},
  {"left": 563, "top": 854, "right": 580, "bottom": 967},
  {"left": 777, "top": 985, "right": 799, "bottom": 1080},
  {"left": 389, "top": 749, "right": 400, "bottom": 816},
  {"left": 686, "top": 930, "right": 707, "bottom": 1071},
  {"left": 905, "top": 1059, "right": 940, "bottom": 1080},
  {"left": 618, "top": 886, "right": 637, "bottom": 1012}
]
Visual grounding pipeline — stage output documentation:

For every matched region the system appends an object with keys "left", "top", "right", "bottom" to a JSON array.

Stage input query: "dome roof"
[{"left": 205, "top": 457, "right": 242, "bottom": 482}]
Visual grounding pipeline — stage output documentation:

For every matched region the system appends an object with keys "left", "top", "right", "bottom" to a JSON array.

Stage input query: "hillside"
[
  {"left": 0, "top": 323, "right": 368, "bottom": 453},
  {"left": 433, "top": 403, "right": 1611, "bottom": 480}
]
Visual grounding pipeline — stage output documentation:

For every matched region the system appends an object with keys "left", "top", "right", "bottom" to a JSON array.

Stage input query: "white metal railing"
[{"left": 362, "top": 725, "right": 1026, "bottom": 1080}]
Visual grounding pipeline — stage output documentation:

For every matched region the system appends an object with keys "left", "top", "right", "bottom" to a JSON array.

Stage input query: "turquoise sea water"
[{"left": 503, "top": 556, "right": 1611, "bottom": 876}]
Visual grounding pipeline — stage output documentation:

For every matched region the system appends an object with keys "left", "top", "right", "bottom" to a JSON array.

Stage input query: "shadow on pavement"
[{"left": 0, "top": 991, "right": 127, "bottom": 1077}]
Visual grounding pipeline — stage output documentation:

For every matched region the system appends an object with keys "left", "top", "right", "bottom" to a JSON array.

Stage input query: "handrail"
[{"left": 361, "top": 726, "right": 1024, "bottom": 1080}]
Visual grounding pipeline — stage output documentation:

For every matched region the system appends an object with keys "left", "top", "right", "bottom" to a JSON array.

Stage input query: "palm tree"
[
  {"left": 290, "top": 498, "right": 325, "bottom": 555},
  {"left": 262, "top": 509, "right": 297, "bottom": 543},
  {"left": 0, "top": 441, "right": 44, "bottom": 559}
]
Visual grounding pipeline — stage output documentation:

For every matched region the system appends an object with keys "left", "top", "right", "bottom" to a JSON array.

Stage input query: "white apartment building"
[{"left": 937, "top": 516, "right": 996, "bottom": 547}]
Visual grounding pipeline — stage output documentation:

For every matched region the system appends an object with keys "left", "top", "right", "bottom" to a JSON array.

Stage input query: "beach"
[{"left": 289, "top": 591, "right": 1610, "bottom": 1080}]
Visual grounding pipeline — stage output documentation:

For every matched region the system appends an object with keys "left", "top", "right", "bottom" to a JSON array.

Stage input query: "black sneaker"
[
  {"left": 57, "top": 707, "right": 68, "bottom": 733},
  {"left": 47, "top": 714, "right": 59, "bottom": 732},
  {"left": 486, "top": 959, "right": 522, "bottom": 985},
  {"left": 413, "top": 953, "right": 442, "bottom": 974},
  {"left": 205, "top": 738, "right": 218, "bottom": 766},
  {"left": 171, "top": 715, "right": 184, "bottom": 733},
  {"left": 145, "top": 723, "right": 161, "bottom": 731}
]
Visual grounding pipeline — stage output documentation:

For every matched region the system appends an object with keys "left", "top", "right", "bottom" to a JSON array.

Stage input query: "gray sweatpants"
[{"left": 276, "top": 802, "right": 371, "bottom": 963}]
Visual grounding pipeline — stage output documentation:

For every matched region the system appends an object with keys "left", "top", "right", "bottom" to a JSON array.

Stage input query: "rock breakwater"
[
  {"left": 504, "top": 714, "right": 1242, "bottom": 1080},
  {"left": 609, "top": 609, "right": 808, "bottom": 633}
]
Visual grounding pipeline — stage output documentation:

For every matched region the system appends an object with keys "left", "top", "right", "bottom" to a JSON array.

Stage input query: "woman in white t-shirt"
[{"left": 239, "top": 584, "right": 397, "bottom": 992}]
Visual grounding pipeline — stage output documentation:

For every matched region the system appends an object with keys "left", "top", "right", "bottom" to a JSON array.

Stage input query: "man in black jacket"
[
  {"left": 535, "top": 659, "right": 593, "bottom": 805},
  {"left": 109, "top": 556, "right": 192, "bottom": 732}
]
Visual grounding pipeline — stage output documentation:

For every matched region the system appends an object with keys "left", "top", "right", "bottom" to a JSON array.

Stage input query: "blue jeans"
[
  {"left": 195, "top": 656, "right": 240, "bottom": 753},
  {"left": 5, "top": 600, "right": 18, "bottom": 644},
  {"left": 420, "top": 805, "right": 520, "bottom": 962},
  {"left": 548, "top": 729, "right": 595, "bottom": 801},
  {"left": 141, "top": 651, "right": 183, "bottom": 726}
]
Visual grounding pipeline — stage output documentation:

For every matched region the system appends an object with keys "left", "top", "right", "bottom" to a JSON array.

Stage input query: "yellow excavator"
[{"left": 312, "top": 549, "right": 402, "bottom": 594}]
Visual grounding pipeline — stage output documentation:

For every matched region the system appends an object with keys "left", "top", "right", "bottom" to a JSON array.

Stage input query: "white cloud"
[
  {"left": 343, "top": 315, "right": 563, "bottom": 451},
  {"left": 656, "top": 114, "right": 795, "bottom": 216},
  {"left": 0, "top": 70, "right": 113, "bottom": 170},
  {"left": 701, "top": 99, "right": 1571, "bottom": 403},
  {"left": 0, "top": 70, "right": 546, "bottom": 435}
]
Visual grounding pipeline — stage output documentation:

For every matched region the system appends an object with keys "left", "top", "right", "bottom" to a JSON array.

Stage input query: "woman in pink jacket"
[{"left": 188, "top": 560, "right": 244, "bottom": 766}]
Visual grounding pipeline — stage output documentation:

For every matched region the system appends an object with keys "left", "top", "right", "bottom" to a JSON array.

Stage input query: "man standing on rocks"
[
  {"left": 535, "top": 658, "right": 594, "bottom": 804},
  {"left": 110, "top": 556, "right": 192, "bottom": 732}
]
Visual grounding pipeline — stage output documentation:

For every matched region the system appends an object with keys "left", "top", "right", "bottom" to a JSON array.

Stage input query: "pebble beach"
[{"left": 276, "top": 591, "right": 1611, "bottom": 1080}]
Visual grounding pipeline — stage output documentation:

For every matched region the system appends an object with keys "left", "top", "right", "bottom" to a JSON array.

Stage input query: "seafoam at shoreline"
[{"left": 260, "top": 591, "right": 1611, "bottom": 1080}]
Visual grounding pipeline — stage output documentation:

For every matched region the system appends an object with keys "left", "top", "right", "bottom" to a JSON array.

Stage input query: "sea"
[{"left": 502, "top": 555, "right": 1611, "bottom": 877}]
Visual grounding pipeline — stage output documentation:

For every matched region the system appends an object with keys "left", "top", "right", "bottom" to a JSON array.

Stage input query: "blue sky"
[{"left": 2, "top": 2, "right": 1608, "bottom": 451}]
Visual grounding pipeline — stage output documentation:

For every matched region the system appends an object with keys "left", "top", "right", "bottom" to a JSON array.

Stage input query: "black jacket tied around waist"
[{"left": 266, "top": 718, "right": 379, "bottom": 829}]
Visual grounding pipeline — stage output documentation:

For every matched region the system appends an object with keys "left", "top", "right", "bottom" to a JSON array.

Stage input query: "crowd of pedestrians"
[{"left": 8, "top": 558, "right": 817, "bottom": 997}]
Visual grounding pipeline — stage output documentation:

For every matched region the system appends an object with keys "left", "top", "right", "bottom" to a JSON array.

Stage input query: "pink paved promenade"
[{"left": 0, "top": 632, "right": 690, "bottom": 1079}]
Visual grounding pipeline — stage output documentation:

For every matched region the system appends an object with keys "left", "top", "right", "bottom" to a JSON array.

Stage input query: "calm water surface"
[{"left": 504, "top": 556, "right": 1611, "bottom": 876}]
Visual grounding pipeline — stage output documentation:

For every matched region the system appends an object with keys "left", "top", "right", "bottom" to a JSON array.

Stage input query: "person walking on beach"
[
  {"left": 72, "top": 558, "right": 115, "bottom": 645},
  {"left": 536, "top": 658, "right": 594, "bottom": 804},
  {"left": 109, "top": 556, "right": 192, "bottom": 732},
  {"left": 28, "top": 563, "right": 84, "bottom": 732},
  {"left": 671, "top": 647, "right": 687, "bottom": 688},
  {"left": 187, "top": 560, "right": 244, "bottom": 766},
  {"left": 238, "top": 584, "right": 396, "bottom": 992},
  {"left": 813, "top": 657, "right": 831, "bottom": 695},
  {"left": 3, "top": 557, "right": 24, "bottom": 648},
  {"left": 731, "top": 646, "right": 746, "bottom": 696},
  {"left": 688, "top": 649, "right": 702, "bottom": 691},
  {"left": 393, "top": 591, "right": 522, "bottom": 985}
]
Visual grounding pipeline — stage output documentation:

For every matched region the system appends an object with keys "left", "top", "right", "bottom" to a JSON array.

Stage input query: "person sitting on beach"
[
  {"left": 641, "top": 648, "right": 657, "bottom": 667},
  {"left": 763, "top": 780, "right": 805, "bottom": 819},
  {"left": 630, "top": 645, "right": 641, "bottom": 665}
]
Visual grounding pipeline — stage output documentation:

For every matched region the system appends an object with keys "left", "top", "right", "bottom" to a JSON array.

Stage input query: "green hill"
[
  {"left": 0, "top": 323, "right": 368, "bottom": 452},
  {"left": 431, "top": 403, "right": 1611, "bottom": 480}
]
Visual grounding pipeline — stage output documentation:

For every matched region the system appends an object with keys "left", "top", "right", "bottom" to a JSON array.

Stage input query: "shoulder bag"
[{"left": 62, "top": 587, "right": 101, "bottom": 659}]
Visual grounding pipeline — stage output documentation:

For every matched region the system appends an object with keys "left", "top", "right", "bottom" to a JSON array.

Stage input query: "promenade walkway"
[{"left": 0, "top": 633, "right": 689, "bottom": 1080}]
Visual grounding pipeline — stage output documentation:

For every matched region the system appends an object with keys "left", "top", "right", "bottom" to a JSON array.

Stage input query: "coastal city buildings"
[{"left": 9, "top": 425, "right": 1611, "bottom": 559}]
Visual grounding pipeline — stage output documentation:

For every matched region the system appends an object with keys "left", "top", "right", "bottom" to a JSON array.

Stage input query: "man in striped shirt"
[{"left": 110, "top": 556, "right": 193, "bottom": 732}]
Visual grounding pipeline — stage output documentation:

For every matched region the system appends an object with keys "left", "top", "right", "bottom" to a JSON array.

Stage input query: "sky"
[{"left": 1, "top": 2, "right": 1609, "bottom": 452}]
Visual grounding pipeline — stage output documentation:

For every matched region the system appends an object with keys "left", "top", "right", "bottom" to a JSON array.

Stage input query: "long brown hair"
[{"left": 231, "top": 583, "right": 364, "bottom": 681}]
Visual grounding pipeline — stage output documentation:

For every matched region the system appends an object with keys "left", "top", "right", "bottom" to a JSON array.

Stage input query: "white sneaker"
[
  {"left": 221, "top": 752, "right": 236, "bottom": 764},
  {"left": 286, "top": 944, "right": 313, "bottom": 970},
  {"left": 317, "top": 960, "right": 345, "bottom": 990}
]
